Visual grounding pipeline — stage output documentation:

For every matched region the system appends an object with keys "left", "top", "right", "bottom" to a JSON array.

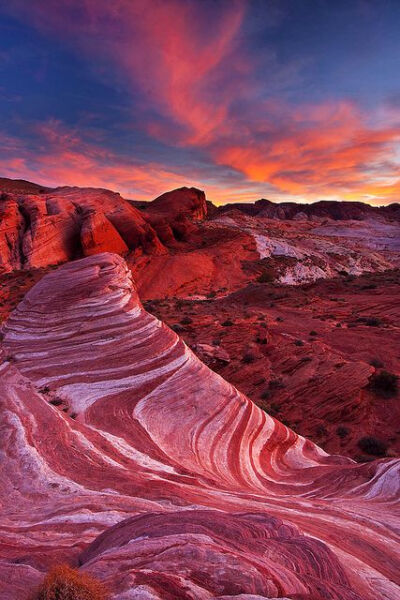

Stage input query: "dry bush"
[{"left": 31, "top": 564, "right": 108, "bottom": 600}]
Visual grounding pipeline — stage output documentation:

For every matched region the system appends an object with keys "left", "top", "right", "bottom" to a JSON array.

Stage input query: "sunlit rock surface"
[{"left": 0, "top": 253, "right": 399, "bottom": 599}]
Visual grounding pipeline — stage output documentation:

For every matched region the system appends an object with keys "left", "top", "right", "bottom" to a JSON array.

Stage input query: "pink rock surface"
[{"left": 0, "top": 253, "right": 399, "bottom": 600}]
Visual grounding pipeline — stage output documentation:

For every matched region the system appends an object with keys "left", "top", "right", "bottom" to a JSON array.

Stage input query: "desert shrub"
[
  {"left": 180, "top": 316, "right": 192, "bottom": 325},
  {"left": 242, "top": 352, "right": 256, "bottom": 364},
  {"left": 300, "top": 356, "right": 312, "bottom": 363},
  {"left": 336, "top": 426, "right": 349, "bottom": 438},
  {"left": 31, "top": 564, "right": 108, "bottom": 600},
  {"left": 369, "top": 370, "right": 398, "bottom": 398},
  {"left": 276, "top": 316, "right": 284, "bottom": 322},
  {"left": 361, "top": 283, "right": 377, "bottom": 290},
  {"left": 294, "top": 339, "right": 304, "bottom": 346},
  {"left": 357, "top": 436, "right": 387, "bottom": 457},
  {"left": 269, "top": 379, "right": 284, "bottom": 390},
  {"left": 260, "top": 389, "right": 271, "bottom": 400},
  {"left": 221, "top": 319, "right": 233, "bottom": 327},
  {"left": 257, "top": 269, "right": 275, "bottom": 284},
  {"left": 309, "top": 330, "right": 318, "bottom": 336},
  {"left": 365, "top": 317, "right": 382, "bottom": 327},
  {"left": 255, "top": 336, "right": 268, "bottom": 344},
  {"left": 49, "top": 398, "right": 63, "bottom": 406},
  {"left": 316, "top": 424, "right": 327, "bottom": 437},
  {"left": 171, "top": 324, "right": 185, "bottom": 333},
  {"left": 370, "top": 358, "right": 384, "bottom": 369}
]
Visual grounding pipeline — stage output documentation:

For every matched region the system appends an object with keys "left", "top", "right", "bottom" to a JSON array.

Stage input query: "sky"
[{"left": 0, "top": 0, "right": 399, "bottom": 205}]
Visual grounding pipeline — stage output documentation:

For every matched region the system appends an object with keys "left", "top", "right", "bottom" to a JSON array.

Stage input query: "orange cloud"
[
  {"left": 215, "top": 101, "right": 400, "bottom": 202},
  {"left": 0, "top": 120, "right": 264, "bottom": 204},
  {"left": 3, "top": 2, "right": 400, "bottom": 205}
]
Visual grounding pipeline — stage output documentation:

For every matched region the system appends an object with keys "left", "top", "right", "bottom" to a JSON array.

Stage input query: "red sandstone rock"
[
  {"left": 140, "top": 187, "right": 207, "bottom": 247},
  {"left": 19, "top": 194, "right": 81, "bottom": 268},
  {"left": 0, "top": 196, "right": 24, "bottom": 273},
  {"left": 0, "top": 182, "right": 167, "bottom": 272},
  {"left": 80, "top": 210, "right": 128, "bottom": 256},
  {"left": 0, "top": 253, "right": 399, "bottom": 600},
  {"left": 149, "top": 186, "right": 207, "bottom": 221}
]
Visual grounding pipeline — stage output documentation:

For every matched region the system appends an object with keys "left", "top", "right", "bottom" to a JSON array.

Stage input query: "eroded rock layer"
[{"left": 0, "top": 253, "right": 399, "bottom": 600}]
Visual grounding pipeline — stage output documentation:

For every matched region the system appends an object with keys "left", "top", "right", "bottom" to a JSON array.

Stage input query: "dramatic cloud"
[{"left": 0, "top": 0, "right": 399, "bottom": 204}]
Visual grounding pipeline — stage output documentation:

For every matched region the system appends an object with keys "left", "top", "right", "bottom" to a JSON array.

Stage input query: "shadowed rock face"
[
  {"left": 1, "top": 253, "right": 399, "bottom": 600},
  {"left": 217, "top": 197, "right": 400, "bottom": 222}
]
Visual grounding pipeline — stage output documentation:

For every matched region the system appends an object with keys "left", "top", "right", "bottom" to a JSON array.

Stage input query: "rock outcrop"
[
  {"left": 0, "top": 253, "right": 398, "bottom": 600},
  {"left": 80, "top": 210, "right": 128, "bottom": 256},
  {"left": 217, "top": 197, "right": 400, "bottom": 222},
  {"left": 138, "top": 186, "right": 207, "bottom": 246},
  {"left": 0, "top": 184, "right": 166, "bottom": 273}
]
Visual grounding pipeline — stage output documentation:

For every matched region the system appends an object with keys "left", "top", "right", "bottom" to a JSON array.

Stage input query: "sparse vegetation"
[
  {"left": 31, "top": 564, "right": 108, "bottom": 600},
  {"left": 369, "top": 370, "right": 398, "bottom": 398},
  {"left": 294, "top": 339, "right": 304, "bottom": 346},
  {"left": 257, "top": 269, "right": 275, "bottom": 284},
  {"left": 221, "top": 319, "right": 233, "bottom": 327},
  {"left": 242, "top": 352, "right": 256, "bottom": 364},
  {"left": 269, "top": 378, "right": 284, "bottom": 390},
  {"left": 180, "top": 316, "right": 193, "bottom": 325},
  {"left": 300, "top": 356, "right": 312, "bottom": 363},
  {"left": 357, "top": 436, "right": 387, "bottom": 457},
  {"left": 370, "top": 358, "right": 384, "bottom": 369},
  {"left": 365, "top": 317, "right": 382, "bottom": 327},
  {"left": 309, "top": 330, "right": 317, "bottom": 336},
  {"left": 336, "top": 426, "right": 349, "bottom": 438},
  {"left": 356, "top": 316, "right": 382, "bottom": 327},
  {"left": 49, "top": 399, "right": 63, "bottom": 406}
]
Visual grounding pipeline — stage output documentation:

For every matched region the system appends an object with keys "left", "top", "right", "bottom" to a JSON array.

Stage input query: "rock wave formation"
[{"left": 0, "top": 253, "right": 399, "bottom": 599}]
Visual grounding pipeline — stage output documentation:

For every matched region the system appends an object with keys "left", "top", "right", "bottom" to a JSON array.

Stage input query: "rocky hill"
[{"left": 1, "top": 253, "right": 399, "bottom": 599}]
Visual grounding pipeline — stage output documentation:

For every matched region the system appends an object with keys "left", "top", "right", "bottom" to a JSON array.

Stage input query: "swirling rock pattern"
[{"left": 0, "top": 253, "right": 399, "bottom": 600}]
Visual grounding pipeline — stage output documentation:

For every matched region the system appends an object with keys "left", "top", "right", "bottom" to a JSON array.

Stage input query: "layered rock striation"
[{"left": 0, "top": 253, "right": 399, "bottom": 599}]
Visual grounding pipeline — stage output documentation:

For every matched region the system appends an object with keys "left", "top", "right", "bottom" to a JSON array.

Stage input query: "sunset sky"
[{"left": 0, "top": 0, "right": 399, "bottom": 205}]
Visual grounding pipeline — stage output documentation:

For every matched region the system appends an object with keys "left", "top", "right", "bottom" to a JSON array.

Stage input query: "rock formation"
[
  {"left": 80, "top": 210, "right": 128, "bottom": 257},
  {"left": 217, "top": 197, "right": 400, "bottom": 222},
  {"left": 0, "top": 184, "right": 167, "bottom": 273},
  {"left": 136, "top": 186, "right": 207, "bottom": 246},
  {"left": 0, "top": 253, "right": 399, "bottom": 599}
]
